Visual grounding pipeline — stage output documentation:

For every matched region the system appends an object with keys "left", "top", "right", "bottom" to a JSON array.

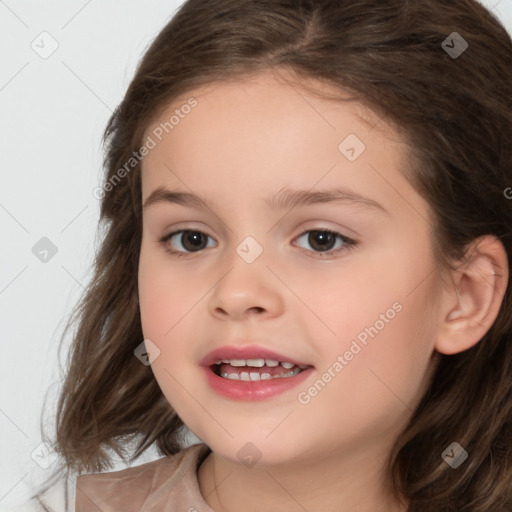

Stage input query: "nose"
[{"left": 207, "top": 251, "right": 284, "bottom": 321}]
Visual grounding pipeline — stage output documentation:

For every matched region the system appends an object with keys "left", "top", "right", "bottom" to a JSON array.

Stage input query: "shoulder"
[{"left": 75, "top": 442, "right": 211, "bottom": 512}]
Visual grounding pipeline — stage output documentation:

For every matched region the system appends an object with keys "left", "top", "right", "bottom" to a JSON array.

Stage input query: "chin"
[{"left": 195, "top": 431, "right": 310, "bottom": 468}]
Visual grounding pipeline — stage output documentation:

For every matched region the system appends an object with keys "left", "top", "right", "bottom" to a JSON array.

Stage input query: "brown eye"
[
  {"left": 304, "top": 230, "right": 337, "bottom": 252},
  {"left": 294, "top": 229, "right": 357, "bottom": 256},
  {"left": 160, "top": 230, "right": 215, "bottom": 255},
  {"left": 159, "top": 227, "right": 358, "bottom": 259}
]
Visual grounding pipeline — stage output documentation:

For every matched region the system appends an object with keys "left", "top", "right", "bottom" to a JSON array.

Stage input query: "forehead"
[
  {"left": 139, "top": 69, "right": 427, "bottom": 224},
  {"left": 143, "top": 69, "right": 388, "bottom": 143}
]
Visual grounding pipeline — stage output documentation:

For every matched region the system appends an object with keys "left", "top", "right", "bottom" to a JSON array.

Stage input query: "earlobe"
[{"left": 434, "top": 236, "right": 508, "bottom": 356}]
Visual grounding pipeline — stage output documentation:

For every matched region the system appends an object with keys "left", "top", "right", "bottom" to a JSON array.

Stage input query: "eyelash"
[{"left": 158, "top": 228, "right": 358, "bottom": 259}]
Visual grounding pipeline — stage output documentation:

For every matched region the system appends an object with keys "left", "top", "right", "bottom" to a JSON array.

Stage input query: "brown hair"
[{"left": 33, "top": 0, "right": 512, "bottom": 510}]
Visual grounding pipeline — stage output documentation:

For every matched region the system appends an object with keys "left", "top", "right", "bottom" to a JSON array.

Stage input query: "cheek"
[
  {"left": 137, "top": 247, "right": 204, "bottom": 398},
  {"left": 138, "top": 242, "right": 191, "bottom": 337},
  {"left": 304, "top": 249, "right": 437, "bottom": 420},
  {"left": 138, "top": 247, "right": 187, "bottom": 365},
  {"left": 293, "top": 298, "right": 436, "bottom": 453},
  {"left": 323, "top": 287, "right": 436, "bottom": 427},
  {"left": 137, "top": 263, "right": 196, "bottom": 414}
]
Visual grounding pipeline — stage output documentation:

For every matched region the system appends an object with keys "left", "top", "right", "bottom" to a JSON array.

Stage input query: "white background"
[{"left": 1, "top": 0, "right": 511, "bottom": 509}]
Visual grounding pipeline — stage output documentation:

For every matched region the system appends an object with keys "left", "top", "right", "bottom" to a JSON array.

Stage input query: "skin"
[{"left": 137, "top": 68, "right": 508, "bottom": 512}]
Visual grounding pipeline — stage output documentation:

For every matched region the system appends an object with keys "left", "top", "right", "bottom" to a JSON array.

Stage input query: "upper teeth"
[{"left": 214, "top": 358, "right": 299, "bottom": 369}]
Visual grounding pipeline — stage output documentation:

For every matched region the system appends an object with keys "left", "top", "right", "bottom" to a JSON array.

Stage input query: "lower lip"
[{"left": 202, "top": 365, "right": 314, "bottom": 401}]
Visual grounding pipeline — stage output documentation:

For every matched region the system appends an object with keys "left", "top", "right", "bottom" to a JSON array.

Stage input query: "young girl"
[{"left": 32, "top": 0, "right": 512, "bottom": 510}]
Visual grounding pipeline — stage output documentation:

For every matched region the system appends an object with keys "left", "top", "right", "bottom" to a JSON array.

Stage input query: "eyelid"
[
  {"left": 293, "top": 228, "right": 357, "bottom": 257},
  {"left": 159, "top": 224, "right": 358, "bottom": 259}
]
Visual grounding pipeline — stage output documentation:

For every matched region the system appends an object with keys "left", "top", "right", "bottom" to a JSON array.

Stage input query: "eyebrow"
[{"left": 142, "top": 186, "right": 389, "bottom": 215}]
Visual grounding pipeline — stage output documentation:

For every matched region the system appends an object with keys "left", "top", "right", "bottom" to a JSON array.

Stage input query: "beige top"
[{"left": 75, "top": 443, "right": 214, "bottom": 512}]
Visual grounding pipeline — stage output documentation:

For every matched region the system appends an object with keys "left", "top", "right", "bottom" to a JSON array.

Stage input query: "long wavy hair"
[{"left": 33, "top": 0, "right": 512, "bottom": 510}]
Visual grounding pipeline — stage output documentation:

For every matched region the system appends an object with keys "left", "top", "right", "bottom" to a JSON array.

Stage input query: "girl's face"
[{"left": 138, "top": 69, "right": 443, "bottom": 466}]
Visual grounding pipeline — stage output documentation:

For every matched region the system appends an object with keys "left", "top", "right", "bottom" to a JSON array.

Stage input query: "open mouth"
[{"left": 210, "top": 358, "right": 311, "bottom": 381}]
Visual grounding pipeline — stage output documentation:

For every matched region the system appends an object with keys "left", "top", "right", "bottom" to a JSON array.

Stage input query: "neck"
[{"left": 197, "top": 438, "right": 409, "bottom": 512}]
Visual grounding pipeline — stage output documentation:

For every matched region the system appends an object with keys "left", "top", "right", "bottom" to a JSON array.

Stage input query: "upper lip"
[{"left": 200, "top": 344, "right": 313, "bottom": 368}]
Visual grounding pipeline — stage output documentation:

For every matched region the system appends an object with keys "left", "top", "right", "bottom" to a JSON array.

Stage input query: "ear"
[{"left": 434, "top": 235, "right": 509, "bottom": 355}]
